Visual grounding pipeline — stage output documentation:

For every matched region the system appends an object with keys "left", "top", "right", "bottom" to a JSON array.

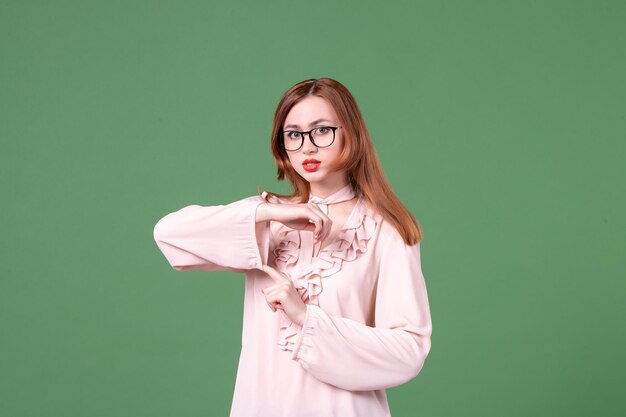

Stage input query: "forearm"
[
  {"left": 154, "top": 196, "right": 268, "bottom": 272},
  {"left": 290, "top": 304, "right": 430, "bottom": 391}
]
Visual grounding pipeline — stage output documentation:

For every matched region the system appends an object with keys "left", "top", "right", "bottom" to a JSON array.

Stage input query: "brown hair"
[{"left": 257, "top": 77, "right": 423, "bottom": 246}]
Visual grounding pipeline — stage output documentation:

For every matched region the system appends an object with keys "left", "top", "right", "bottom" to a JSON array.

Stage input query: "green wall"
[{"left": 1, "top": 0, "right": 624, "bottom": 416}]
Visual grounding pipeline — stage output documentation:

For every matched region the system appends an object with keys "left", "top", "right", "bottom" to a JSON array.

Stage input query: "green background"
[{"left": 1, "top": 0, "right": 624, "bottom": 416}]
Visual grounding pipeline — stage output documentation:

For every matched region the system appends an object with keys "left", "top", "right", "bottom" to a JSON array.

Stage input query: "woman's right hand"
[{"left": 256, "top": 201, "right": 332, "bottom": 244}]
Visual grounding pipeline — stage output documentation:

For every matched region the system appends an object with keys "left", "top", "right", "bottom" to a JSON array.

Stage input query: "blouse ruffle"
[{"left": 272, "top": 199, "right": 381, "bottom": 352}]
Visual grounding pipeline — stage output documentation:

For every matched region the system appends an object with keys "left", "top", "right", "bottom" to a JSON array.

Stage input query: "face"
[{"left": 282, "top": 95, "right": 347, "bottom": 191}]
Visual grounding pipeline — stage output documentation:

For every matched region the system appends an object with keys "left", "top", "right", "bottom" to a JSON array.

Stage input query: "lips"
[{"left": 302, "top": 159, "right": 321, "bottom": 172}]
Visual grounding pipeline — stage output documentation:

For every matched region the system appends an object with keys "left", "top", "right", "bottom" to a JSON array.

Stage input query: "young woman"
[{"left": 153, "top": 78, "right": 433, "bottom": 417}]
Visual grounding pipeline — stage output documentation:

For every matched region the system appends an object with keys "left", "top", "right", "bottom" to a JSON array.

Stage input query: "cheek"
[
  {"left": 324, "top": 148, "right": 342, "bottom": 162},
  {"left": 287, "top": 155, "right": 302, "bottom": 170}
]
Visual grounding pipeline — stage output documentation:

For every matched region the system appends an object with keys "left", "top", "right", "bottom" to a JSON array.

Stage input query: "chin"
[{"left": 301, "top": 170, "right": 324, "bottom": 178}]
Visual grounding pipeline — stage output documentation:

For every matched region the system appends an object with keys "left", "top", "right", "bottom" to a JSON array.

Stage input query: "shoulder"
[
  {"left": 358, "top": 198, "right": 389, "bottom": 235},
  {"left": 360, "top": 199, "right": 417, "bottom": 251},
  {"left": 379, "top": 220, "right": 405, "bottom": 249}
]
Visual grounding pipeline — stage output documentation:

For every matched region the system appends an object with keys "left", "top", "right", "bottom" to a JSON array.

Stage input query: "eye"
[
  {"left": 286, "top": 131, "right": 301, "bottom": 139},
  {"left": 315, "top": 126, "right": 329, "bottom": 134}
]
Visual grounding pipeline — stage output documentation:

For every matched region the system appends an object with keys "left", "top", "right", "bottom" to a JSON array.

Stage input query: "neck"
[
  {"left": 309, "top": 181, "right": 351, "bottom": 199},
  {"left": 308, "top": 183, "right": 356, "bottom": 207}
]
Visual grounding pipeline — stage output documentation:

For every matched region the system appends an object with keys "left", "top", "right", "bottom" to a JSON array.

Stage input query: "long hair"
[{"left": 257, "top": 78, "right": 423, "bottom": 245}]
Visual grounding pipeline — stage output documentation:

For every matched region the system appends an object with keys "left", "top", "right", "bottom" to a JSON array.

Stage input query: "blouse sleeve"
[
  {"left": 153, "top": 194, "right": 270, "bottom": 273},
  {"left": 290, "top": 231, "right": 433, "bottom": 391}
]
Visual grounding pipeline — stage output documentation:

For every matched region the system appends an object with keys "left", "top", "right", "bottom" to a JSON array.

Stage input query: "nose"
[{"left": 301, "top": 132, "right": 317, "bottom": 153}]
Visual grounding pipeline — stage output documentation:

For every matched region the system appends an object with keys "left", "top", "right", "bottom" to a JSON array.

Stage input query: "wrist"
[
  {"left": 297, "top": 304, "right": 308, "bottom": 326},
  {"left": 255, "top": 202, "right": 272, "bottom": 223}
]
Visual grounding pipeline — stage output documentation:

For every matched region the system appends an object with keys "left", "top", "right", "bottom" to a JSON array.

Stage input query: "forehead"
[{"left": 283, "top": 96, "right": 337, "bottom": 126}]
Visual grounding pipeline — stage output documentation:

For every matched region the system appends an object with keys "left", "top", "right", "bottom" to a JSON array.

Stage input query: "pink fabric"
[{"left": 153, "top": 188, "right": 433, "bottom": 417}]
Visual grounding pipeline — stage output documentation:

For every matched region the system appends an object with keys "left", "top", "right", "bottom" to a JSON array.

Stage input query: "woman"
[{"left": 153, "top": 78, "right": 433, "bottom": 417}]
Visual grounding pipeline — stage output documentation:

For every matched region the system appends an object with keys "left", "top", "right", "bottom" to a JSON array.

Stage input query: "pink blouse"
[{"left": 152, "top": 185, "right": 433, "bottom": 417}]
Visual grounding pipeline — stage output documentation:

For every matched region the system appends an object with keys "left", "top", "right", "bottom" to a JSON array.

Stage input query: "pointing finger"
[{"left": 262, "top": 264, "right": 290, "bottom": 283}]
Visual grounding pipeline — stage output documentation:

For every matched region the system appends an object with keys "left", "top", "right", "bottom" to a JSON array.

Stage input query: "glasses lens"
[
  {"left": 283, "top": 131, "right": 302, "bottom": 151},
  {"left": 281, "top": 127, "right": 335, "bottom": 151},
  {"left": 311, "top": 127, "right": 334, "bottom": 147}
]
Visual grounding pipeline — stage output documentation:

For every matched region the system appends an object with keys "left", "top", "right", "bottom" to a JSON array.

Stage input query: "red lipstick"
[{"left": 303, "top": 159, "right": 321, "bottom": 172}]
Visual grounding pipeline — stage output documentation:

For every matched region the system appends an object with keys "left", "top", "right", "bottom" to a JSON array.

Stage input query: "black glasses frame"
[{"left": 280, "top": 126, "right": 343, "bottom": 151}]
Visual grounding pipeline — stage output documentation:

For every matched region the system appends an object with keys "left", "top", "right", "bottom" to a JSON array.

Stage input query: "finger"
[
  {"left": 311, "top": 204, "right": 333, "bottom": 241},
  {"left": 321, "top": 214, "right": 332, "bottom": 242},
  {"left": 262, "top": 264, "right": 280, "bottom": 277},
  {"left": 301, "top": 221, "right": 317, "bottom": 234},
  {"left": 262, "top": 287, "right": 277, "bottom": 310},
  {"left": 262, "top": 283, "right": 283, "bottom": 296},
  {"left": 262, "top": 264, "right": 290, "bottom": 283},
  {"left": 263, "top": 289, "right": 286, "bottom": 312},
  {"left": 264, "top": 297, "right": 277, "bottom": 312},
  {"left": 306, "top": 205, "right": 329, "bottom": 240},
  {"left": 304, "top": 206, "right": 323, "bottom": 239}
]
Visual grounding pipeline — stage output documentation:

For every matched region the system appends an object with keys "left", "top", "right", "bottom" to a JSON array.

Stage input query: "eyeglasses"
[{"left": 280, "top": 126, "right": 343, "bottom": 151}]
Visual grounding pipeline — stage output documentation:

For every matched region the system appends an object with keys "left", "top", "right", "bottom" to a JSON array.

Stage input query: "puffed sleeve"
[
  {"left": 153, "top": 194, "right": 271, "bottom": 273},
  {"left": 290, "top": 231, "right": 433, "bottom": 391}
]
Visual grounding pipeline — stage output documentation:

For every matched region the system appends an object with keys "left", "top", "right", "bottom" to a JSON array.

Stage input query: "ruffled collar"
[{"left": 272, "top": 192, "right": 381, "bottom": 352}]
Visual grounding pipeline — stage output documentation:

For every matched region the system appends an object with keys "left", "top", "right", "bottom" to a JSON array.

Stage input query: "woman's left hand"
[{"left": 261, "top": 264, "right": 307, "bottom": 326}]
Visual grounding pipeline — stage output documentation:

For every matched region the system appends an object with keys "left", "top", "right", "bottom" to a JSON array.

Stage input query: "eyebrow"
[{"left": 284, "top": 118, "right": 332, "bottom": 130}]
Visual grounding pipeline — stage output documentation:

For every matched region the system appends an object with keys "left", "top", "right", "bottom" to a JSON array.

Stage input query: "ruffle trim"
[
  {"left": 290, "top": 305, "right": 318, "bottom": 362},
  {"left": 272, "top": 199, "right": 380, "bottom": 352}
]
